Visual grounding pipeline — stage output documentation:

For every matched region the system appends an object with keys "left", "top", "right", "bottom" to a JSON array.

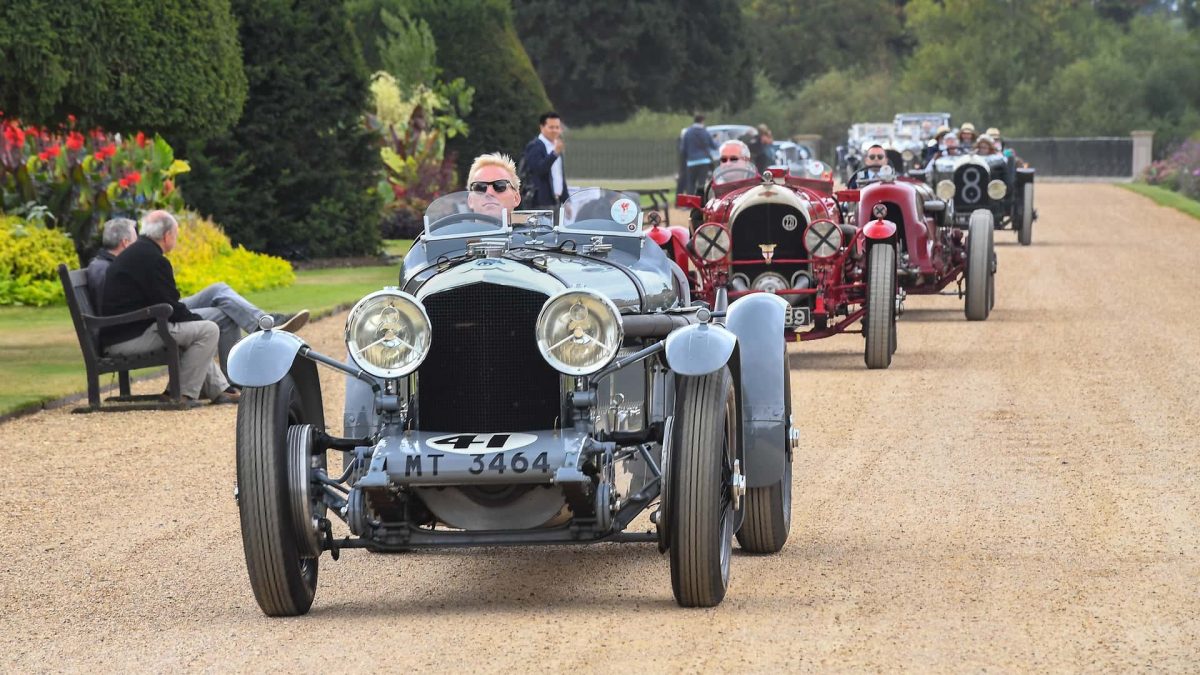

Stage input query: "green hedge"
[{"left": 0, "top": 215, "right": 77, "bottom": 306}]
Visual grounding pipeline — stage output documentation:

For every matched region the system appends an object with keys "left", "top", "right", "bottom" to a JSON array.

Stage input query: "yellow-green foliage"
[
  {"left": 0, "top": 215, "right": 78, "bottom": 306},
  {"left": 169, "top": 213, "right": 294, "bottom": 296}
]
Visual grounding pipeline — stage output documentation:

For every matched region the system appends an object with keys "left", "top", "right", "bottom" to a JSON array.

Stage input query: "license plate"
[{"left": 784, "top": 306, "right": 811, "bottom": 327}]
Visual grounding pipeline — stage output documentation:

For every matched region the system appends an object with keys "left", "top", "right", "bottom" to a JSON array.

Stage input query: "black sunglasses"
[
  {"left": 719, "top": 156, "right": 742, "bottom": 163},
  {"left": 469, "top": 179, "right": 512, "bottom": 194},
  {"left": 866, "top": 154, "right": 886, "bottom": 160}
]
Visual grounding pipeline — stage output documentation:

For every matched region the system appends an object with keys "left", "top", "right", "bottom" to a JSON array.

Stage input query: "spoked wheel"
[
  {"left": 864, "top": 243, "right": 897, "bottom": 369},
  {"left": 1018, "top": 185, "right": 1034, "bottom": 246},
  {"left": 670, "top": 367, "right": 740, "bottom": 607},
  {"left": 736, "top": 348, "right": 794, "bottom": 554},
  {"left": 236, "top": 375, "right": 326, "bottom": 617},
  {"left": 965, "top": 209, "right": 995, "bottom": 321}
]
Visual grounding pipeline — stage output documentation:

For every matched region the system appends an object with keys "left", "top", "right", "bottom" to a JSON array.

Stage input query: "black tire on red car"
[
  {"left": 736, "top": 348, "right": 793, "bottom": 554},
  {"left": 864, "top": 243, "right": 897, "bottom": 369},
  {"left": 1018, "top": 185, "right": 1034, "bottom": 246},
  {"left": 670, "top": 367, "right": 739, "bottom": 607},
  {"left": 965, "top": 209, "right": 995, "bottom": 321},
  {"left": 236, "top": 375, "right": 323, "bottom": 617}
]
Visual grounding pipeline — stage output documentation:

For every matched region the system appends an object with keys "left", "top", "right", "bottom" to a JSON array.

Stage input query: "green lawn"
[
  {"left": 382, "top": 238, "right": 414, "bottom": 257},
  {"left": 1118, "top": 182, "right": 1200, "bottom": 221},
  {"left": 0, "top": 264, "right": 399, "bottom": 418}
]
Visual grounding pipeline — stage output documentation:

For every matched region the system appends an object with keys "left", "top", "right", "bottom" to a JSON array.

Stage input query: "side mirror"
[{"left": 676, "top": 194, "right": 703, "bottom": 210}]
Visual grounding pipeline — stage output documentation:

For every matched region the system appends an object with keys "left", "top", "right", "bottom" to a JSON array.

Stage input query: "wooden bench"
[{"left": 57, "top": 263, "right": 191, "bottom": 412}]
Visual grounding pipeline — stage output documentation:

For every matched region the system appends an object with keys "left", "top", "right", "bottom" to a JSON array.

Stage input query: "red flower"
[
  {"left": 67, "top": 114, "right": 77, "bottom": 124},
  {"left": 3, "top": 124, "right": 24, "bottom": 148},
  {"left": 46, "top": 144, "right": 61, "bottom": 158},
  {"left": 66, "top": 131, "right": 85, "bottom": 152},
  {"left": 135, "top": 131, "right": 146, "bottom": 148},
  {"left": 128, "top": 170, "right": 142, "bottom": 184},
  {"left": 38, "top": 151, "right": 50, "bottom": 161}
]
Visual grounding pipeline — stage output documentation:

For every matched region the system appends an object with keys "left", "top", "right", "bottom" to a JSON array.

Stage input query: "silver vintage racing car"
[{"left": 228, "top": 189, "right": 797, "bottom": 615}]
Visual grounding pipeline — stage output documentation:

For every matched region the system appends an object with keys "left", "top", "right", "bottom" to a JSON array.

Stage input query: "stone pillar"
[{"left": 1131, "top": 130, "right": 1154, "bottom": 178}]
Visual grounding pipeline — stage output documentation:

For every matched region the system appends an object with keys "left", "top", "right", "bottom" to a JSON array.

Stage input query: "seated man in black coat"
[
  {"left": 100, "top": 210, "right": 237, "bottom": 404},
  {"left": 520, "top": 111, "right": 569, "bottom": 209},
  {"left": 847, "top": 144, "right": 890, "bottom": 188}
]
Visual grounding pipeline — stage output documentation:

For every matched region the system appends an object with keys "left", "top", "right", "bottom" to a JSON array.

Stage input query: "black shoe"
[{"left": 267, "top": 310, "right": 310, "bottom": 333}]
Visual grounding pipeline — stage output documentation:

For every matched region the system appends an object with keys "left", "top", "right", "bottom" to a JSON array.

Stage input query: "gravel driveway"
[{"left": 1, "top": 184, "right": 1197, "bottom": 671}]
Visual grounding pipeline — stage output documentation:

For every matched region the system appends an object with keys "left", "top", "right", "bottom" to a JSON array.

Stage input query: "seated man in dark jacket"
[
  {"left": 100, "top": 210, "right": 236, "bottom": 404},
  {"left": 847, "top": 144, "right": 890, "bottom": 188},
  {"left": 520, "top": 112, "right": 569, "bottom": 209}
]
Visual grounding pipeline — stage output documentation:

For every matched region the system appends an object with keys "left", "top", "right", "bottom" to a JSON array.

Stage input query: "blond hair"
[{"left": 467, "top": 152, "right": 520, "bottom": 192}]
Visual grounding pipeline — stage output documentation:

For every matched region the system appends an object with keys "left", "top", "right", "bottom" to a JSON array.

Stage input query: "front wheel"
[
  {"left": 236, "top": 375, "right": 325, "bottom": 617},
  {"left": 864, "top": 243, "right": 897, "bottom": 369},
  {"left": 670, "top": 367, "right": 739, "bottom": 607},
  {"left": 965, "top": 209, "right": 995, "bottom": 321},
  {"left": 1018, "top": 185, "right": 1034, "bottom": 246}
]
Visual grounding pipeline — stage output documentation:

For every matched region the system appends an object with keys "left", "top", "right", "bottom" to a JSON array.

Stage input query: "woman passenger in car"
[{"left": 974, "top": 135, "right": 998, "bottom": 156}]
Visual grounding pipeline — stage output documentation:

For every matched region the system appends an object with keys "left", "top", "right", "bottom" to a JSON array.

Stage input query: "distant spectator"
[
  {"left": 87, "top": 217, "right": 308, "bottom": 378},
  {"left": 753, "top": 124, "right": 776, "bottom": 173},
  {"left": 679, "top": 114, "right": 718, "bottom": 195},
  {"left": 521, "top": 112, "right": 568, "bottom": 208},
  {"left": 986, "top": 127, "right": 1003, "bottom": 151},
  {"left": 975, "top": 135, "right": 998, "bottom": 156}
]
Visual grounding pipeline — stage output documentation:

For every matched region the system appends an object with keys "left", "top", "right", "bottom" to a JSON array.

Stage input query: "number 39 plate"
[{"left": 784, "top": 306, "right": 811, "bottom": 328}]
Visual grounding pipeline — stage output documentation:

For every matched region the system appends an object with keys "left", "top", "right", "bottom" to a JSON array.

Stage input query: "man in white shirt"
[{"left": 520, "top": 112, "right": 568, "bottom": 208}]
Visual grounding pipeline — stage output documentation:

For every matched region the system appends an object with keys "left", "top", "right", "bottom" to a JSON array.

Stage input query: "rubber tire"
[
  {"left": 864, "top": 243, "right": 897, "bottom": 369},
  {"left": 1018, "top": 185, "right": 1034, "bottom": 246},
  {"left": 236, "top": 375, "right": 319, "bottom": 617},
  {"left": 670, "top": 367, "right": 738, "bottom": 608},
  {"left": 965, "top": 209, "right": 995, "bottom": 321},
  {"left": 735, "top": 349, "right": 793, "bottom": 554}
]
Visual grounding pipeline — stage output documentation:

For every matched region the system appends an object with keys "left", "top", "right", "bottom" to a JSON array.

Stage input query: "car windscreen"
[
  {"left": 559, "top": 188, "right": 643, "bottom": 235},
  {"left": 423, "top": 191, "right": 509, "bottom": 240}
]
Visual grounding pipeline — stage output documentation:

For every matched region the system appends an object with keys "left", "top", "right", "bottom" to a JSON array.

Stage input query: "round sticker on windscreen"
[{"left": 611, "top": 198, "right": 638, "bottom": 225}]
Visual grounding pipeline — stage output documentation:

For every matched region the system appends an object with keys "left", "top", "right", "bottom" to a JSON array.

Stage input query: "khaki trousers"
[{"left": 106, "top": 320, "right": 229, "bottom": 399}]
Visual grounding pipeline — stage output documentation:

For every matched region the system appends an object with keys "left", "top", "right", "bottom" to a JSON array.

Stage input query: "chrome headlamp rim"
[
  {"left": 803, "top": 219, "right": 843, "bottom": 260},
  {"left": 536, "top": 288, "right": 624, "bottom": 376},
  {"left": 344, "top": 289, "right": 432, "bottom": 379},
  {"left": 693, "top": 223, "right": 731, "bottom": 262},
  {"left": 987, "top": 179, "right": 1007, "bottom": 200},
  {"left": 936, "top": 179, "right": 956, "bottom": 200}
]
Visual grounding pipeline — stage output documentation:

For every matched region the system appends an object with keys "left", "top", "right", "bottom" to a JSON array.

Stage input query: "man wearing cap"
[
  {"left": 958, "top": 123, "right": 978, "bottom": 147},
  {"left": 923, "top": 124, "right": 952, "bottom": 164}
]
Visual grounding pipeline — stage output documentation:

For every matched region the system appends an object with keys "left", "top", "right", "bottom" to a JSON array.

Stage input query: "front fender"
[
  {"left": 862, "top": 218, "right": 897, "bottom": 241},
  {"left": 664, "top": 323, "right": 737, "bottom": 377},
  {"left": 725, "top": 292, "right": 789, "bottom": 488},
  {"left": 227, "top": 329, "right": 307, "bottom": 388}
]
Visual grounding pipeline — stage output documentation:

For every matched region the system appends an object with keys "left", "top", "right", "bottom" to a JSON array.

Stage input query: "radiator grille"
[{"left": 417, "top": 283, "right": 561, "bottom": 432}]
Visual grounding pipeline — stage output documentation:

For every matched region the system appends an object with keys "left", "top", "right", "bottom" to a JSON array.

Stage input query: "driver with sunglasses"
[
  {"left": 465, "top": 152, "right": 523, "bottom": 219},
  {"left": 847, "top": 144, "right": 889, "bottom": 188}
]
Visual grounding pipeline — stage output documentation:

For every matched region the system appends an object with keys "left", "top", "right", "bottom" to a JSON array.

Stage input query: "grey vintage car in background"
[{"left": 227, "top": 189, "right": 796, "bottom": 615}]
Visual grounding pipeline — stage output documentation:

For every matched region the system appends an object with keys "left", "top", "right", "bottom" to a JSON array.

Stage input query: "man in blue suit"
[{"left": 521, "top": 112, "right": 569, "bottom": 209}]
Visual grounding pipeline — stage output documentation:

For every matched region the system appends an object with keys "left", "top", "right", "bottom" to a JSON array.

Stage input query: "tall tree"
[
  {"left": 0, "top": 1, "right": 246, "bottom": 140},
  {"left": 513, "top": 0, "right": 755, "bottom": 125},
  {"left": 741, "top": 0, "right": 907, "bottom": 90},
  {"left": 397, "top": 0, "right": 551, "bottom": 178},
  {"left": 183, "top": 0, "right": 381, "bottom": 258}
]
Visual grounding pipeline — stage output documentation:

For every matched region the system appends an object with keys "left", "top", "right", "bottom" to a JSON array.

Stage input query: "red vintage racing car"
[
  {"left": 838, "top": 167, "right": 996, "bottom": 321},
  {"left": 662, "top": 162, "right": 900, "bottom": 368}
]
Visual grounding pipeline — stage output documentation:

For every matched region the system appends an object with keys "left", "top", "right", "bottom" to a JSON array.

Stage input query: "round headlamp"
[
  {"left": 901, "top": 149, "right": 915, "bottom": 162},
  {"left": 693, "top": 223, "right": 730, "bottom": 262},
  {"left": 987, "top": 179, "right": 1007, "bottom": 200},
  {"left": 936, "top": 179, "right": 956, "bottom": 200},
  {"left": 345, "top": 290, "right": 431, "bottom": 378},
  {"left": 536, "top": 289, "right": 623, "bottom": 376},
  {"left": 804, "top": 219, "right": 843, "bottom": 259}
]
